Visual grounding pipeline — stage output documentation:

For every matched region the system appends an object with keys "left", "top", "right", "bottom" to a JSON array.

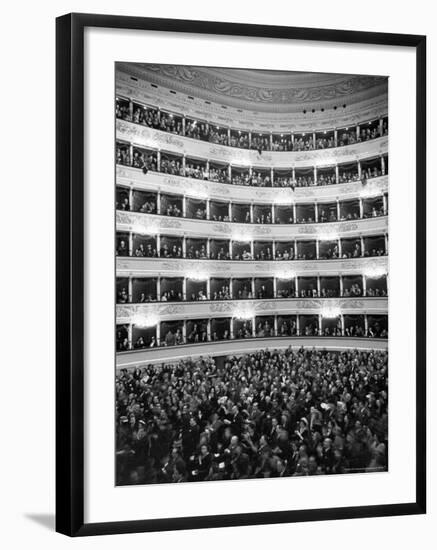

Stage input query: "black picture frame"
[{"left": 56, "top": 12, "right": 426, "bottom": 537}]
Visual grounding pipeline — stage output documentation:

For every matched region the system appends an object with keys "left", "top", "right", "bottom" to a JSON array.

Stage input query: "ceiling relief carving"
[
  {"left": 130, "top": 64, "right": 387, "bottom": 110},
  {"left": 116, "top": 67, "right": 388, "bottom": 130}
]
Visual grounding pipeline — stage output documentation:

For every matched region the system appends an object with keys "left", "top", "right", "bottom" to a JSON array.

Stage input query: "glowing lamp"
[
  {"left": 364, "top": 267, "right": 386, "bottom": 279},
  {"left": 276, "top": 269, "right": 295, "bottom": 280},
  {"left": 232, "top": 231, "right": 252, "bottom": 243},
  {"left": 132, "top": 221, "right": 158, "bottom": 235},
  {"left": 318, "top": 232, "right": 338, "bottom": 241},
  {"left": 185, "top": 270, "right": 209, "bottom": 281},
  {"left": 132, "top": 313, "right": 159, "bottom": 328},
  {"left": 321, "top": 306, "right": 341, "bottom": 318},
  {"left": 232, "top": 304, "right": 255, "bottom": 320},
  {"left": 274, "top": 195, "right": 294, "bottom": 205}
]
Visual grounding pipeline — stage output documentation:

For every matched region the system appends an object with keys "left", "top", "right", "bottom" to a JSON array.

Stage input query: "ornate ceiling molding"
[{"left": 117, "top": 63, "right": 388, "bottom": 126}]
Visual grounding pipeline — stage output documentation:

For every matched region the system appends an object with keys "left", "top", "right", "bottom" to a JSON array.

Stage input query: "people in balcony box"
[
  {"left": 160, "top": 244, "right": 182, "bottom": 258},
  {"left": 116, "top": 144, "right": 130, "bottom": 166},
  {"left": 323, "top": 325, "right": 342, "bottom": 336},
  {"left": 166, "top": 204, "right": 182, "bottom": 217},
  {"left": 257, "top": 285, "right": 268, "bottom": 299},
  {"left": 161, "top": 290, "right": 182, "bottom": 302},
  {"left": 144, "top": 243, "right": 157, "bottom": 258},
  {"left": 117, "top": 336, "right": 129, "bottom": 351},
  {"left": 344, "top": 324, "right": 365, "bottom": 337},
  {"left": 117, "top": 240, "right": 128, "bottom": 256},
  {"left": 190, "top": 291, "right": 207, "bottom": 301},
  {"left": 255, "top": 248, "right": 272, "bottom": 261},
  {"left": 256, "top": 320, "right": 273, "bottom": 337},
  {"left": 139, "top": 200, "right": 156, "bottom": 214},
  {"left": 138, "top": 292, "right": 156, "bottom": 303},
  {"left": 366, "top": 287, "right": 387, "bottom": 297},
  {"left": 187, "top": 324, "right": 208, "bottom": 344},
  {"left": 255, "top": 213, "right": 272, "bottom": 224},
  {"left": 195, "top": 207, "right": 207, "bottom": 220},
  {"left": 134, "top": 336, "right": 146, "bottom": 349},
  {"left": 116, "top": 101, "right": 130, "bottom": 121},
  {"left": 134, "top": 244, "right": 146, "bottom": 257},
  {"left": 117, "top": 196, "right": 130, "bottom": 211},
  {"left": 149, "top": 336, "right": 157, "bottom": 348},
  {"left": 338, "top": 171, "right": 359, "bottom": 184},
  {"left": 117, "top": 287, "right": 128, "bottom": 303},
  {"left": 240, "top": 249, "right": 253, "bottom": 261},
  {"left": 236, "top": 321, "right": 252, "bottom": 339},
  {"left": 236, "top": 285, "right": 253, "bottom": 300},
  {"left": 212, "top": 285, "right": 231, "bottom": 300},
  {"left": 186, "top": 245, "right": 208, "bottom": 259}
]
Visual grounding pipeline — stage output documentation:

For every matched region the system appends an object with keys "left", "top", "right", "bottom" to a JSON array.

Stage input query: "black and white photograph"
[{"left": 115, "top": 63, "right": 389, "bottom": 486}]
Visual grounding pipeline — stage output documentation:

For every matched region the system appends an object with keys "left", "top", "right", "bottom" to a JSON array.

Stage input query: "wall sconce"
[
  {"left": 232, "top": 304, "right": 255, "bottom": 320},
  {"left": 321, "top": 306, "right": 341, "bottom": 318},
  {"left": 132, "top": 313, "right": 159, "bottom": 328}
]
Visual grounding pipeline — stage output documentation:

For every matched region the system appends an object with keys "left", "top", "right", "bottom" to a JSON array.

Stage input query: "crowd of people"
[
  {"left": 116, "top": 347, "right": 388, "bottom": 485},
  {"left": 117, "top": 98, "right": 388, "bottom": 154},
  {"left": 116, "top": 276, "right": 389, "bottom": 304},
  {"left": 117, "top": 237, "right": 386, "bottom": 261},
  {"left": 116, "top": 141, "right": 387, "bottom": 190},
  {"left": 117, "top": 316, "right": 388, "bottom": 351}
]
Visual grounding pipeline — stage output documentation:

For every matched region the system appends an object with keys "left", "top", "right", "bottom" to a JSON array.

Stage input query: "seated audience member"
[{"left": 116, "top": 348, "right": 388, "bottom": 485}]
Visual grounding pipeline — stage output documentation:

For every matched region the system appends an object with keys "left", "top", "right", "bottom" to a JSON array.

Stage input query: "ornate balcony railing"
[
  {"left": 116, "top": 119, "right": 388, "bottom": 169},
  {"left": 117, "top": 297, "right": 387, "bottom": 324},
  {"left": 116, "top": 255, "right": 388, "bottom": 277},
  {"left": 116, "top": 211, "right": 388, "bottom": 240},
  {"left": 117, "top": 165, "right": 388, "bottom": 204}
]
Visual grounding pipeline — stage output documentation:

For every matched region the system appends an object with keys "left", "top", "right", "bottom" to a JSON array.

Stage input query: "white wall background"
[{"left": 0, "top": 0, "right": 434, "bottom": 547}]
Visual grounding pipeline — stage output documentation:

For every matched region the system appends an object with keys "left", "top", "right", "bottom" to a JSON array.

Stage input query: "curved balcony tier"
[
  {"left": 116, "top": 119, "right": 388, "bottom": 169},
  {"left": 116, "top": 210, "right": 387, "bottom": 241},
  {"left": 117, "top": 297, "right": 387, "bottom": 324},
  {"left": 116, "top": 336, "right": 388, "bottom": 368},
  {"left": 116, "top": 255, "right": 387, "bottom": 278},
  {"left": 116, "top": 66, "right": 388, "bottom": 133},
  {"left": 117, "top": 166, "right": 388, "bottom": 205}
]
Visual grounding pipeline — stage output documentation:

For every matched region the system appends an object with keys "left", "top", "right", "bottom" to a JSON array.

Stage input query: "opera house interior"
[{"left": 115, "top": 64, "right": 389, "bottom": 485}]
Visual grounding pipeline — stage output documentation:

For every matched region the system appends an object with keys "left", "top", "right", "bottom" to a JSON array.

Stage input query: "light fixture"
[
  {"left": 274, "top": 195, "right": 294, "bottom": 205},
  {"left": 318, "top": 232, "right": 338, "bottom": 241},
  {"left": 364, "top": 267, "right": 387, "bottom": 279},
  {"left": 132, "top": 312, "right": 159, "bottom": 328},
  {"left": 232, "top": 230, "right": 252, "bottom": 242},
  {"left": 232, "top": 304, "right": 255, "bottom": 320},
  {"left": 321, "top": 306, "right": 341, "bottom": 318},
  {"left": 185, "top": 270, "right": 209, "bottom": 281},
  {"left": 360, "top": 188, "right": 382, "bottom": 199},
  {"left": 131, "top": 221, "right": 158, "bottom": 235},
  {"left": 276, "top": 269, "right": 295, "bottom": 280}
]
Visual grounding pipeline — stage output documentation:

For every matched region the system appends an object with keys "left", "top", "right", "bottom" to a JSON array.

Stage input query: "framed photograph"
[{"left": 56, "top": 13, "right": 426, "bottom": 536}]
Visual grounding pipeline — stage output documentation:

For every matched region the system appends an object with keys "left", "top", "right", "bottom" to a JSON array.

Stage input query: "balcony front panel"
[
  {"left": 116, "top": 255, "right": 388, "bottom": 277},
  {"left": 116, "top": 210, "right": 388, "bottom": 240},
  {"left": 116, "top": 119, "right": 388, "bottom": 169},
  {"left": 116, "top": 336, "right": 389, "bottom": 368},
  {"left": 117, "top": 297, "right": 388, "bottom": 323},
  {"left": 117, "top": 166, "right": 388, "bottom": 204}
]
